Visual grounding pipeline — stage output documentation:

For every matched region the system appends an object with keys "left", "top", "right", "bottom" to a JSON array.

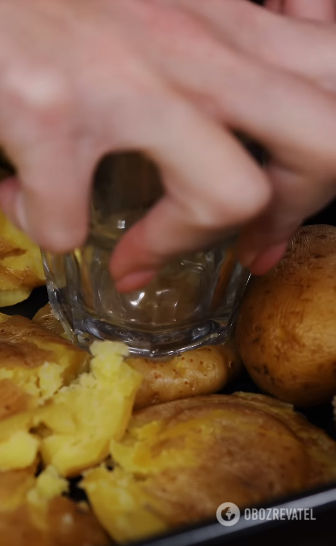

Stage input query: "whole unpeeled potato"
[{"left": 236, "top": 225, "right": 336, "bottom": 407}]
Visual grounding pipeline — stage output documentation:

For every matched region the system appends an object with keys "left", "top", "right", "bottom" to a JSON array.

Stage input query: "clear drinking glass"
[{"left": 42, "top": 152, "right": 250, "bottom": 357}]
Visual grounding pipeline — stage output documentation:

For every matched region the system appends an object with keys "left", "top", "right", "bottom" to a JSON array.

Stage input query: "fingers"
[
  {"left": 0, "top": 52, "right": 96, "bottom": 252},
  {"left": 0, "top": 139, "right": 93, "bottom": 252},
  {"left": 145, "top": 8, "right": 336, "bottom": 177},
  {"left": 113, "top": 2, "right": 336, "bottom": 285},
  {"left": 272, "top": 0, "right": 336, "bottom": 21},
  {"left": 0, "top": 177, "right": 22, "bottom": 230},
  {"left": 251, "top": 0, "right": 336, "bottom": 273},
  {"left": 231, "top": 73, "right": 336, "bottom": 271},
  {"left": 0, "top": 0, "right": 335, "bottom": 288},
  {"left": 162, "top": 0, "right": 336, "bottom": 91},
  {"left": 237, "top": 163, "right": 336, "bottom": 273},
  {"left": 150, "top": 0, "right": 336, "bottom": 276},
  {"left": 108, "top": 90, "right": 270, "bottom": 291},
  {"left": 266, "top": 0, "right": 283, "bottom": 14}
]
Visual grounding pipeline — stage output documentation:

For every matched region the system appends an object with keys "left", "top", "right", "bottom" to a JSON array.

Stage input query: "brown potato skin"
[
  {"left": 128, "top": 341, "right": 241, "bottom": 409},
  {"left": 35, "top": 304, "right": 242, "bottom": 409},
  {"left": 33, "top": 304, "right": 67, "bottom": 338},
  {"left": 0, "top": 209, "right": 45, "bottom": 306},
  {"left": 0, "top": 379, "right": 35, "bottom": 420},
  {"left": 236, "top": 225, "right": 336, "bottom": 406},
  {"left": 0, "top": 312, "right": 88, "bottom": 381},
  {"left": 0, "top": 497, "right": 109, "bottom": 546},
  {"left": 0, "top": 462, "right": 38, "bottom": 509},
  {"left": 84, "top": 393, "right": 336, "bottom": 542}
]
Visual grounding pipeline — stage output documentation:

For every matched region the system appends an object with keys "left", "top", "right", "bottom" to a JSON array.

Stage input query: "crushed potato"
[
  {"left": 0, "top": 339, "right": 142, "bottom": 476},
  {"left": 83, "top": 394, "right": 336, "bottom": 543},
  {"left": 26, "top": 466, "right": 69, "bottom": 506},
  {"left": 0, "top": 463, "right": 108, "bottom": 546},
  {"left": 37, "top": 341, "right": 142, "bottom": 476},
  {"left": 0, "top": 313, "right": 89, "bottom": 407},
  {"left": 0, "top": 210, "right": 45, "bottom": 306},
  {"left": 0, "top": 292, "right": 335, "bottom": 545}
]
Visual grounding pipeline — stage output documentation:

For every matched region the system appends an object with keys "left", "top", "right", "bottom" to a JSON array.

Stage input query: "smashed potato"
[
  {"left": 0, "top": 379, "right": 35, "bottom": 421},
  {"left": 35, "top": 303, "right": 241, "bottom": 409},
  {"left": 0, "top": 462, "right": 38, "bottom": 511},
  {"left": 33, "top": 304, "right": 66, "bottom": 338},
  {"left": 0, "top": 312, "right": 88, "bottom": 406},
  {"left": 236, "top": 225, "right": 336, "bottom": 406},
  {"left": 37, "top": 341, "right": 142, "bottom": 476},
  {"left": 0, "top": 496, "right": 109, "bottom": 546},
  {"left": 0, "top": 210, "right": 45, "bottom": 306},
  {"left": 0, "top": 292, "right": 335, "bottom": 546},
  {"left": 83, "top": 393, "right": 336, "bottom": 543},
  {"left": 0, "top": 465, "right": 108, "bottom": 546},
  {"left": 0, "top": 341, "right": 142, "bottom": 476}
]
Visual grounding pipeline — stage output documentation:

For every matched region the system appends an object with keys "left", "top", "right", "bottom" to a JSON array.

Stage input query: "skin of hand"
[{"left": 0, "top": 0, "right": 335, "bottom": 293}]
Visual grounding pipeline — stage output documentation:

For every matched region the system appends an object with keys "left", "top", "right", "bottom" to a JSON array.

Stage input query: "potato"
[
  {"left": 35, "top": 303, "right": 242, "bottom": 409},
  {"left": 0, "top": 497, "right": 109, "bottom": 546},
  {"left": 33, "top": 304, "right": 66, "bottom": 338},
  {"left": 0, "top": 341, "right": 142, "bottom": 476},
  {"left": 82, "top": 393, "right": 336, "bottom": 543},
  {"left": 0, "top": 379, "right": 35, "bottom": 421},
  {"left": 0, "top": 312, "right": 89, "bottom": 406},
  {"left": 0, "top": 210, "right": 45, "bottom": 306},
  {"left": 0, "top": 462, "right": 38, "bottom": 511},
  {"left": 128, "top": 340, "right": 241, "bottom": 409},
  {"left": 236, "top": 225, "right": 336, "bottom": 406},
  {"left": 37, "top": 341, "right": 142, "bottom": 477},
  {"left": 0, "top": 465, "right": 109, "bottom": 546}
]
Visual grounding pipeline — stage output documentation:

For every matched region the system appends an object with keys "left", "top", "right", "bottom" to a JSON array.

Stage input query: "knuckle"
[
  {"left": 38, "top": 225, "right": 86, "bottom": 254},
  {"left": 3, "top": 65, "right": 71, "bottom": 123},
  {"left": 189, "top": 177, "right": 271, "bottom": 231}
]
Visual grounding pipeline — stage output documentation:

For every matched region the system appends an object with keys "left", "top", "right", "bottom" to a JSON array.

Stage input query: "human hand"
[
  {"left": 1, "top": 0, "right": 336, "bottom": 293},
  {"left": 0, "top": 0, "right": 270, "bottom": 293},
  {"left": 155, "top": 0, "right": 336, "bottom": 279}
]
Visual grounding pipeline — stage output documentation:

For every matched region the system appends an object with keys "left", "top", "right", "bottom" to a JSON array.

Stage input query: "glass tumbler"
[{"left": 42, "top": 152, "right": 250, "bottom": 357}]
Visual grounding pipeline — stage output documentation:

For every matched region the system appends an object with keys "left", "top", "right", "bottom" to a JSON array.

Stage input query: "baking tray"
[
  {"left": 2, "top": 199, "right": 336, "bottom": 546},
  {"left": 1, "top": 1, "right": 335, "bottom": 541}
]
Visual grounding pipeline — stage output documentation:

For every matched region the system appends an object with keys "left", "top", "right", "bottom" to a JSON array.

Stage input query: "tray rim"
[{"left": 130, "top": 480, "right": 336, "bottom": 546}]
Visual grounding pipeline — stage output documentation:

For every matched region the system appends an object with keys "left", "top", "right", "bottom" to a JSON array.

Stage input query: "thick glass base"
[
  {"left": 44, "top": 236, "right": 250, "bottom": 357},
  {"left": 47, "top": 283, "right": 234, "bottom": 358},
  {"left": 75, "top": 318, "right": 227, "bottom": 358}
]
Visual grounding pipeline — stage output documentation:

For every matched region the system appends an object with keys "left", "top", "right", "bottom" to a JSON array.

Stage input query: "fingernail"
[
  {"left": 15, "top": 191, "right": 30, "bottom": 234},
  {"left": 114, "top": 269, "right": 157, "bottom": 293}
]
